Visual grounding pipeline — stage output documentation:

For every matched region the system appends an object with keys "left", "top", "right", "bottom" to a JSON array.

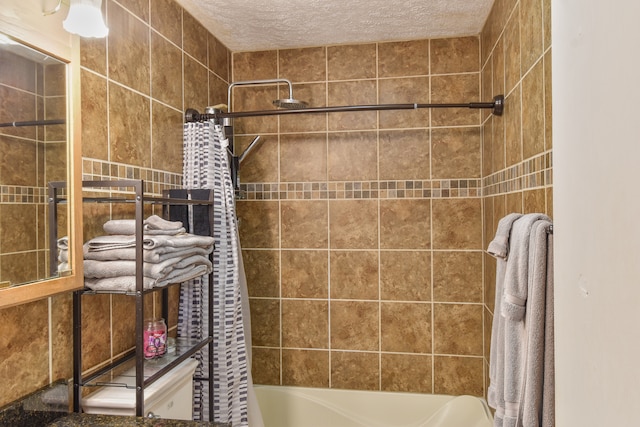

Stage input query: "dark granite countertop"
[
  {"left": 47, "top": 413, "right": 229, "bottom": 426},
  {"left": 0, "top": 383, "right": 230, "bottom": 427}
]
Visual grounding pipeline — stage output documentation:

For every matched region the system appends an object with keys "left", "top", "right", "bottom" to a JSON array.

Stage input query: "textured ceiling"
[{"left": 174, "top": 0, "right": 496, "bottom": 52}]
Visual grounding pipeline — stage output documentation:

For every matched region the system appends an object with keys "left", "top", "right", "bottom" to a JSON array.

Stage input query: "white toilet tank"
[{"left": 82, "top": 358, "right": 199, "bottom": 420}]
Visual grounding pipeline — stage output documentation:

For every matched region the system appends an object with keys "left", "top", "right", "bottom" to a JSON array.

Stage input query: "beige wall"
[
  {"left": 0, "top": 0, "right": 230, "bottom": 407},
  {"left": 553, "top": 0, "right": 640, "bottom": 424},
  {"left": 480, "top": 0, "right": 552, "bottom": 394},
  {"left": 233, "top": 38, "right": 487, "bottom": 395}
]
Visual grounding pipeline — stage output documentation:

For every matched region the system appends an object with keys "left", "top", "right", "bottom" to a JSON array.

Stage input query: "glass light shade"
[{"left": 63, "top": 0, "right": 109, "bottom": 38}]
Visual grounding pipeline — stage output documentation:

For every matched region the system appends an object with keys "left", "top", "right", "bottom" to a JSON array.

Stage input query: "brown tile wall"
[
  {"left": 233, "top": 38, "right": 487, "bottom": 396},
  {"left": 0, "top": 0, "right": 230, "bottom": 407},
  {"left": 480, "top": 0, "right": 553, "bottom": 395},
  {"left": 0, "top": 0, "right": 553, "bottom": 408}
]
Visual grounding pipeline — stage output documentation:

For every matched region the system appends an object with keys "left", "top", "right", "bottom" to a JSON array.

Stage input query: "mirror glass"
[{"left": 0, "top": 33, "right": 69, "bottom": 288}]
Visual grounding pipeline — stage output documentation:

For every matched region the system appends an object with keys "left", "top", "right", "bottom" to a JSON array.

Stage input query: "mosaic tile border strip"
[
  {"left": 82, "top": 158, "right": 183, "bottom": 196},
  {"left": 483, "top": 151, "right": 552, "bottom": 197},
  {"left": 0, "top": 186, "right": 47, "bottom": 204},
  {"left": 238, "top": 179, "right": 482, "bottom": 200}
]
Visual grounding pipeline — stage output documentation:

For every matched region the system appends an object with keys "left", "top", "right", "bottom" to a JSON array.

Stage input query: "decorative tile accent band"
[
  {"left": 82, "top": 158, "right": 183, "bottom": 195},
  {"left": 239, "top": 179, "right": 483, "bottom": 200},
  {"left": 80, "top": 151, "right": 551, "bottom": 200},
  {"left": 0, "top": 186, "right": 47, "bottom": 204},
  {"left": 483, "top": 151, "right": 552, "bottom": 197}
]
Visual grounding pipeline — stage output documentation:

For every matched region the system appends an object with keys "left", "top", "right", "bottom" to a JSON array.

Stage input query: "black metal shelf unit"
[{"left": 62, "top": 179, "right": 214, "bottom": 419}]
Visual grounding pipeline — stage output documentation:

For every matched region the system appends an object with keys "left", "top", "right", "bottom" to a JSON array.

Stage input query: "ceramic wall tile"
[
  {"left": 433, "top": 251, "right": 483, "bottom": 303},
  {"left": 282, "top": 349, "right": 329, "bottom": 387},
  {"left": 151, "top": 33, "right": 183, "bottom": 109},
  {"left": 80, "top": 70, "right": 108, "bottom": 160},
  {"left": 331, "top": 351, "right": 379, "bottom": 390},
  {"left": 522, "top": 60, "right": 545, "bottom": 159},
  {"left": 282, "top": 300, "right": 328, "bottom": 348},
  {"left": 330, "top": 251, "right": 378, "bottom": 300},
  {"left": 379, "top": 200, "right": 430, "bottom": 249},
  {"left": 327, "top": 80, "right": 377, "bottom": 131},
  {"left": 327, "top": 44, "right": 377, "bottom": 80},
  {"left": 108, "top": 83, "right": 151, "bottom": 167},
  {"left": 434, "top": 355, "right": 484, "bottom": 396},
  {"left": 150, "top": 0, "right": 182, "bottom": 47},
  {"left": 280, "top": 134, "right": 327, "bottom": 182},
  {"left": 0, "top": 300, "right": 49, "bottom": 407},
  {"left": 379, "top": 129, "right": 430, "bottom": 180},
  {"left": 281, "top": 201, "right": 328, "bottom": 249},
  {"left": 381, "top": 353, "right": 433, "bottom": 393},
  {"left": 279, "top": 47, "right": 326, "bottom": 82},
  {"left": 431, "top": 37, "right": 479, "bottom": 74},
  {"left": 378, "top": 40, "right": 429, "bottom": 77},
  {"left": 281, "top": 250, "right": 327, "bottom": 298},
  {"left": 380, "top": 302, "right": 431, "bottom": 353},
  {"left": 431, "top": 127, "right": 482, "bottom": 179},
  {"left": 329, "top": 200, "right": 378, "bottom": 249},
  {"left": 433, "top": 303, "right": 483, "bottom": 356},
  {"left": 380, "top": 251, "right": 431, "bottom": 301},
  {"left": 245, "top": 249, "right": 281, "bottom": 298},
  {"left": 330, "top": 301, "right": 379, "bottom": 351},
  {"left": 151, "top": 102, "right": 183, "bottom": 173},
  {"left": 107, "top": 1, "right": 150, "bottom": 95}
]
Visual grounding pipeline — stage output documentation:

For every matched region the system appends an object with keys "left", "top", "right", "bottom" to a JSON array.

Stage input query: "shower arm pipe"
[
  {"left": 187, "top": 94, "right": 504, "bottom": 122},
  {"left": 0, "top": 118, "right": 66, "bottom": 128},
  {"left": 227, "top": 78, "right": 294, "bottom": 111}
]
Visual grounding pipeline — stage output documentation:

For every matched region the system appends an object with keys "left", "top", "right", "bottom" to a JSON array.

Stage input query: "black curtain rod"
[
  {"left": 0, "top": 119, "right": 65, "bottom": 128},
  {"left": 185, "top": 95, "right": 504, "bottom": 122}
]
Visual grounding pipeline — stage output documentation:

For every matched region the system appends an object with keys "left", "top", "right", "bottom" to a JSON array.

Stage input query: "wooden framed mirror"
[{"left": 0, "top": 0, "right": 83, "bottom": 308}]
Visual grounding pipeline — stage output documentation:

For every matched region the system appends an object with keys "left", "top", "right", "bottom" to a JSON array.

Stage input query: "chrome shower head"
[
  {"left": 227, "top": 78, "right": 309, "bottom": 112},
  {"left": 272, "top": 98, "right": 308, "bottom": 109}
]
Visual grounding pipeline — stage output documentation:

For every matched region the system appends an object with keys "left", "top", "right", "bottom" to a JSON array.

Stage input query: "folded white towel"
[
  {"left": 84, "top": 254, "right": 212, "bottom": 280},
  {"left": 84, "top": 264, "right": 210, "bottom": 292},
  {"left": 103, "top": 216, "right": 186, "bottom": 236},
  {"left": 85, "top": 233, "right": 215, "bottom": 251},
  {"left": 83, "top": 244, "right": 211, "bottom": 263}
]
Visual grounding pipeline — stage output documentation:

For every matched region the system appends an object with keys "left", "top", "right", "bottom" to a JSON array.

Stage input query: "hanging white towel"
[{"left": 488, "top": 213, "right": 554, "bottom": 427}]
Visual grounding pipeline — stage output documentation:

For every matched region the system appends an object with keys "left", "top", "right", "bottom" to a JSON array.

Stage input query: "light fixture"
[{"left": 62, "top": 0, "right": 109, "bottom": 38}]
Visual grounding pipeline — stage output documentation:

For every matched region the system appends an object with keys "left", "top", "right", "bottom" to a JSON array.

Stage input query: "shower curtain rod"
[
  {"left": 184, "top": 95, "right": 504, "bottom": 122},
  {"left": 0, "top": 119, "right": 65, "bottom": 128}
]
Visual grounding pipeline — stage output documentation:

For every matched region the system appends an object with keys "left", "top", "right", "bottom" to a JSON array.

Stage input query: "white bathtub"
[{"left": 254, "top": 385, "right": 493, "bottom": 427}]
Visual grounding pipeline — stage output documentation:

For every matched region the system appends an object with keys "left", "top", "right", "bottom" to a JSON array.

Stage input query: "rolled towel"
[
  {"left": 144, "top": 215, "right": 183, "bottom": 231},
  {"left": 57, "top": 236, "right": 69, "bottom": 250}
]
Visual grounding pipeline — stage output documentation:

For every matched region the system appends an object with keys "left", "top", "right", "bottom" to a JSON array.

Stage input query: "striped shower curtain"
[{"left": 178, "top": 120, "right": 261, "bottom": 426}]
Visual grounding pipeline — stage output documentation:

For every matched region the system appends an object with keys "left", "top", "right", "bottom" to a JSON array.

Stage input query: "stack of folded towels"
[{"left": 83, "top": 215, "right": 215, "bottom": 292}]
